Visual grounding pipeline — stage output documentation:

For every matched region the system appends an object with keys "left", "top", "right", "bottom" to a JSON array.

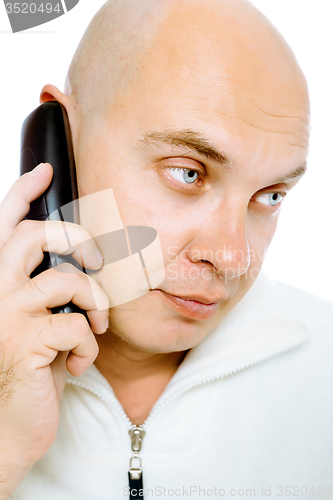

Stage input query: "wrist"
[{"left": 0, "top": 458, "right": 33, "bottom": 500}]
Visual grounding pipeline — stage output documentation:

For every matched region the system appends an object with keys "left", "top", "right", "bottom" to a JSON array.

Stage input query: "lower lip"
[{"left": 153, "top": 290, "right": 219, "bottom": 320}]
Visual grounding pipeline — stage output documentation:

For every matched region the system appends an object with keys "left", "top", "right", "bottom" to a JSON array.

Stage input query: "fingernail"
[
  {"left": 30, "top": 163, "right": 46, "bottom": 176},
  {"left": 96, "top": 248, "right": 104, "bottom": 265}
]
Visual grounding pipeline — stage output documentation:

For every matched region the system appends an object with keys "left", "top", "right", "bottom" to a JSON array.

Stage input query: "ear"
[
  {"left": 40, "top": 83, "right": 79, "bottom": 145},
  {"left": 40, "top": 83, "right": 75, "bottom": 110}
]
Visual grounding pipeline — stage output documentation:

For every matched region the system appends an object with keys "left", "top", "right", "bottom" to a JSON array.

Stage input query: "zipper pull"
[
  {"left": 129, "top": 425, "right": 145, "bottom": 454},
  {"left": 128, "top": 425, "right": 145, "bottom": 500}
]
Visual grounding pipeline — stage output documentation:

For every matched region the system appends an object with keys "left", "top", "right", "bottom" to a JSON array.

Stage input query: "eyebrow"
[
  {"left": 273, "top": 163, "right": 307, "bottom": 183},
  {"left": 135, "top": 129, "right": 307, "bottom": 184},
  {"left": 136, "top": 129, "right": 230, "bottom": 165}
]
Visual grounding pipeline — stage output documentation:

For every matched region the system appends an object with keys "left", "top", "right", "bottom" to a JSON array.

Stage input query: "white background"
[{"left": 0, "top": 0, "right": 332, "bottom": 301}]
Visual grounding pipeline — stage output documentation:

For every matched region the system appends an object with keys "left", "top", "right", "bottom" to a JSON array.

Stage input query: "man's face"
[{"left": 73, "top": 3, "right": 310, "bottom": 354}]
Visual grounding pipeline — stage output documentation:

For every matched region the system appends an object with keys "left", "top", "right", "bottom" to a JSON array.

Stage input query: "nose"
[{"left": 187, "top": 200, "right": 250, "bottom": 280}]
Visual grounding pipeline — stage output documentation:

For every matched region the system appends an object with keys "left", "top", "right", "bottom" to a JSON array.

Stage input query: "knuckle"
[
  {"left": 62, "top": 222, "right": 93, "bottom": 246},
  {"left": 74, "top": 223, "right": 93, "bottom": 242},
  {"left": 15, "top": 219, "right": 41, "bottom": 237},
  {"left": 51, "top": 263, "right": 81, "bottom": 285},
  {"left": 25, "top": 277, "right": 44, "bottom": 297},
  {"left": 10, "top": 174, "right": 25, "bottom": 193},
  {"left": 70, "top": 313, "right": 90, "bottom": 333},
  {"left": 46, "top": 313, "right": 65, "bottom": 341},
  {"left": 27, "top": 271, "right": 53, "bottom": 294},
  {"left": 48, "top": 312, "right": 89, "bottom": 338}
]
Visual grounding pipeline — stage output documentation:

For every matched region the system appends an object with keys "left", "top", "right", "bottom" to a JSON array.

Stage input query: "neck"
[{"left": 94, "top": 331, "right": 188, "bottom": 425}]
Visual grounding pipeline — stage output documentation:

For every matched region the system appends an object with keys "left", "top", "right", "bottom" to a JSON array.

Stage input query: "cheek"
[
  {"left": 75, "top": 140, "right": 112, "bottom": 198},
  {"left": 247, "top": 215, "right": 279, "bottom": 270},
  {"left": 76, "top": 148, "right": 188, "bottom": 277},
  {"left": 105, "top": 171, "right": 189, "bottom": 257}
]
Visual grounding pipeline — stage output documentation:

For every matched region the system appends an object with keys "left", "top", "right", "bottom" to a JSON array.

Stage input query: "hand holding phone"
[
  {"left": 20, "top": 101, "right": 89, "bottom": 317},
  {"left": 0, "top": 104, "right": 109, "bottom": 498}
]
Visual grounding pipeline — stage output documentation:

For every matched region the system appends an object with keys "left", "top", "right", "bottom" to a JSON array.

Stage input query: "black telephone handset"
[{"left": 20, "top": 101, "right": 88, "bottom": 319}]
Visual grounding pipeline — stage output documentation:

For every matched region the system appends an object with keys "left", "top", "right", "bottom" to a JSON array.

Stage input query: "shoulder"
[
  {"left": 268, "top": 276, "right": 332, "bottom": 323},
  {"left": 256, "top": 274, "right": 333, "bottom": 392},
  {"left": 263, "top": 273, "right": 333, "bottom": 349}
]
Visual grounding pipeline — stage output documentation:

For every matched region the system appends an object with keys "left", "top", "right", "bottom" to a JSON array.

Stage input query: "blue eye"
[
  {"left": 166, "top": 167, "right": 199, "bottom": 184},
  {"left": 255, "top": 192, "right": 284, "bottom": 207}
]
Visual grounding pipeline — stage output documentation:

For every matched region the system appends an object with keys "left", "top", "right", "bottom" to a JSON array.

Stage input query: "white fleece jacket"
[{"left": 10, "top": 272, "right": 333, "bottom": 500}]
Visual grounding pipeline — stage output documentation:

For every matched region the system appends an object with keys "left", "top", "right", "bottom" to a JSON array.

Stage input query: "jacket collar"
[
  {"left": 66, "top": 271, "right": 309, "bottom": 404},
  {"left": 165, "top": 270, "right": 309, "bottom": 393}
]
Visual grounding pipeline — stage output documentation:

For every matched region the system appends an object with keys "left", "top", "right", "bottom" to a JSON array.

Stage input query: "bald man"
[{"left": 0, "top": 0, "right": 332, "bottom": 499}]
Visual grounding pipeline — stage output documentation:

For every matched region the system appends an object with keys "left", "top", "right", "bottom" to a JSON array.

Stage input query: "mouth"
[{"left": 151, "top": 289, "right": 226, "bottom": 320}]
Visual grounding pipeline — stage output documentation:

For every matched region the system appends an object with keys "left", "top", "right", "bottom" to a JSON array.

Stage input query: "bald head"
[
  {"left": 65, "top": 0, "right": 165, "bottom": 112},
  {"left": 65, "top": 0, "right": 309, "bottom": 126},
  {"left": 54, "top": 0, "right": 311, "bottom": 355}
]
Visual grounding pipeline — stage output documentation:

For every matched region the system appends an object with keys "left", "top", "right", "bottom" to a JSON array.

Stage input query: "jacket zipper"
[
  {"left": 66, "top": 336, "right": 307, "bottom": 498},
  {"left": 128, "top": 425, "right": 145, "bottom": 500}
]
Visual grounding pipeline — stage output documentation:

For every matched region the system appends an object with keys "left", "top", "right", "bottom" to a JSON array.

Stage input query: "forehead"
[
  {"left": 118, "top": 63, "right": 309, "bottom": 184},
  {"left": 99, "top": 0, "right": 310, "bottom": 180}
]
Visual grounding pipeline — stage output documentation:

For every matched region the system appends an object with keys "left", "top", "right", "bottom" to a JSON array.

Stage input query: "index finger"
[{"left": 0, "top": 163, "right": 53, "bottom": 249}]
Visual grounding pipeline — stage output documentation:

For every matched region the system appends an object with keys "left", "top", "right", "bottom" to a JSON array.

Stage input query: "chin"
[
  {"left": 106, "top": 276, "right": 249, "bottom": 353},
  {"left": 110, "top": 303, "right": 211, "bottom": 353}
]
